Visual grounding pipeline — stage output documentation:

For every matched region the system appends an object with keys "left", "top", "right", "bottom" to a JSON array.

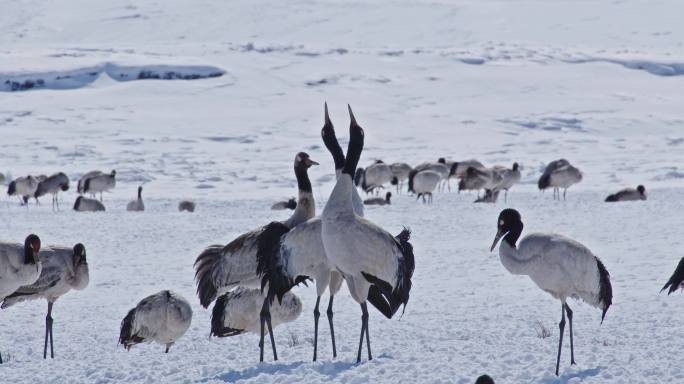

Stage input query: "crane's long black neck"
[
  {"left": 294, "top": 165, "right": 312, "bottom": 193},
  {"left": 137, "top": 187, "right": 142, "bottom": 199},
  {"left": 24, "top": 241, "right": 36, "bottom": 265},
  {"left": 342, "top": 127, "right": 364, "bottom": 177},
  {"left": 503, "top": 220, "right": 523, "bottom": 248},
  {"left": 322, "top": 126, "right": 346, "bottom": 171}
]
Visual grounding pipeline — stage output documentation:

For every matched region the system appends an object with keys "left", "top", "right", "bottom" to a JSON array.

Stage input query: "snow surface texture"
[{"left": 1, "top": 1, "right": 684, "bottom": 383}]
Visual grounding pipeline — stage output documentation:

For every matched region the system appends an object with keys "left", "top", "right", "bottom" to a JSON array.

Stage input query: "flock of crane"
[
  {"left": 3, "top": 170, "right": 196, "bottom": 212},
  {"left": 0, "top": 103, "right": 677, "bottom": 383}
]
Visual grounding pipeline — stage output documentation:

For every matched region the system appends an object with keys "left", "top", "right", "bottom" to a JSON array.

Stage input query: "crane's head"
[
  {"left": 24, "top": 234, "right": 41, "bottom": 264},
  {"left": 73, "top": 243, "right": 87, "bottom": 265},
  {"left": 294, "top": 152, "right": 319, "bottom": 169},
  {"left": 490, "top": 208, "right": 522, "bottom": 252}
]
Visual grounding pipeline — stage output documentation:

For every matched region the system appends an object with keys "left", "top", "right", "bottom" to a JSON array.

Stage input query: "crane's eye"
[{"left": 499, "top": 220, "right": 504, "bottom": 226}]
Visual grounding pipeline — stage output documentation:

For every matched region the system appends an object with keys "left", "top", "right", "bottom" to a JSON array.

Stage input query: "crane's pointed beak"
[
  {"left": 305, "top": 158, "right": 319, "bottom": 167},
  {"left": 490, "top": 229, "right": 505, "bottom": 252}
]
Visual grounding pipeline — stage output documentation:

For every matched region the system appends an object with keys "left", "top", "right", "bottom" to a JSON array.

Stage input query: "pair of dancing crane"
[{"left": 194, "top": 104, "right": 615, "bottom": 377}]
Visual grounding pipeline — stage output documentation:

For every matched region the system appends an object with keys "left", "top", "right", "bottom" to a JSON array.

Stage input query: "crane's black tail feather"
[
  {"left": 662, "top": 257, "right": 684, "bottom": 295},
  {"left": 596, "top": 257, "right": 612, "bottom": 323}
]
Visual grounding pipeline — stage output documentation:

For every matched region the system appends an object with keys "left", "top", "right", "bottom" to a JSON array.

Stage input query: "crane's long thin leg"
[
  {"left": 356, "top": 304, "right": 367, "bottom": 363},
  {"left": 259, "top": 300, "right": 267, "bottom": 362},
  {"left": 555, "top": 303, "right": 566, "bottom": 376},
  {"left": 259, "top": 298, "right": 278, "bottom": 361},
  {"left": 504, "top": 190, "right": 508, "bottom": 203},
  {"left": 563, "top": 188, "right": 567, "bottom": 201},
  {"left": 326, "top": 295, "right": 337, "bottom": 358},
  {"left": 565, "top": 303, "right": 576, "bottom": 365},
  {"left": 363, "top": 303, "right": 372, "bottom": 361},
  {"left": 44, "top": 302, "right": 54, "bottom": 359},
  {"left": 312, "top": 296, "right": 321, "bottom": 362},
  {"left": 0, "top": 350, "right": 3, "bottom": 364}
]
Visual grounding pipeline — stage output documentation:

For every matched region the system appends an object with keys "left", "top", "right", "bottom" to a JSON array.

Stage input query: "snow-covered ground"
[{"left": 2, "top": 1, "right": 684, "bottom": 383}]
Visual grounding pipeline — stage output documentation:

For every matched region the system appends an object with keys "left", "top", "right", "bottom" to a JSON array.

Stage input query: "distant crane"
[{"left": 538, "top": 159, "right": 582, "bottom": 200}]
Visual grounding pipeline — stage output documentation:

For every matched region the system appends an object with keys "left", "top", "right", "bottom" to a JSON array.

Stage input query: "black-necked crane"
[
  {"left": 2, "top": 243, "right": 89, "bottom": 359},
  {"left": 355, "top": 160, "right": 393, "bottom": 195},
  {"left": 252, "top": 103, "right": 375, "bottom": 362},
  {"left": 35, "top": 172, "right": 70, "bottom": 211},
  {"left": 458, "top": 166, "right": 503, "bottom": 197},
  {"left": 450, "top": 159, "right": 486, "bottom": 179},
  {"left": 408, "top": 169, "right": 441, "bottom": 204},
  {"left": 7, "top": 175, "right": 39, "bottom": 205},
  {"left": 178, "top": 200, "right": 196, "bottom": 212},
  {"left": 77, "top": 170, "right": 103, "bottom": 195},
  {"left": 126, "top": 186, "right": 145, "bottom": 212},
  {"left": 489, "top": 209, "right": 612, "bottom": 376},
  {"left": 364, "top": 192, "right": 391, "bottom": 206},
  {"left": 321, "top": 106, "right": 415, "bottom": 363},
  {"left": 411, "top": 160, "right": 449, "bottom": 192},
  {"left": 605, "top": 185, "right": 646, "bottom": 202},
  {"left": 194, "top": 151, "right": 318, "bottom": 361},
  {"left": 389, "top": 162, "right": 412, "bottom": 194},
  {"left": 119, "top": 290, "right": 193, "bottom": 353},
  {"left": 211, "top": 288, "right": 302, "bottom": 337},
  {"left": 494, "top": 162, "right": 521, "bottom": 202},
  {"left": 538, "top": 159, "right": 582, "bottom": 200},
  {"left": 83, "top": 170, "right": 116, "bottom": 201},
  {"left": 0, "top": 234, "right": 42, "bottom": 364},
  {"left": 73, "top": 196, "right": 105, "bottom": 212}
]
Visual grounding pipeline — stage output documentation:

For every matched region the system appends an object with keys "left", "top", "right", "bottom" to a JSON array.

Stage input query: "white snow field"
[{"left": 1, "top": 0, "right": 684, "bottom": 383}]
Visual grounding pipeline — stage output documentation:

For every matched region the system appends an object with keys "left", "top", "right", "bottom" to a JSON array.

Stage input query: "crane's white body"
[
  {"left": 539, "top": 159, "right": 582, "bottom": 199},
  {"left": 77, "top": 170, "right": 103, "bottom": 194},
  {"left": 358, "top": 162, "right": 393, "bottom": 193},
  {"left": 412, "top": 170, "right": 441, "bottom": 203},
  {"left": 0, "top": 242, "right": 42, "bottom": 299},
  {"left": 606, "top": 188, "right": 646, "bottom": 202},
  {"left": 389, "top": 162, "right": 412, "bottom": 189},
  {"left": 499, "top": 233, "right": 605, "bottom": 310},
  {"left": 214, "top": 288, "right": 302, "bottom": 334},
  {"left": 322, "top": 176, "right": 403, "bottom": 303},
  {"left": 495, "top": 166, "right": 521, "bottom": 192},
  {"left": 83, "top": 172, "right": 116, "bottom": 197},
  {"left": 122, "top": 290, "right": 193, "bottom": 350},
  {"left": 8, "top": 175, "right": 39, "bottom": 203},
  {"left": 548, "top": 165, "right": 582, "bottom": 189},
  {"left": 35, "top": 172, "right": 69, "bottom": 200},
  {"left": 1, "top": 246, "right": 89, "bottom": 307}
]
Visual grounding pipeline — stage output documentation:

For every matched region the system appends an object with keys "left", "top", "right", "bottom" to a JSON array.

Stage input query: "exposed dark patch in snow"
[
  {"left": 499, "top": 117, "right": 586, "bottom": 132},
  {"left": 0, "top": 63, "right": 226, "bottom": 92},
  {"left": 652, "top": 169, "right": 684, "bottom": 181},
  {"left": 203, "top": 136, "right": 255, "bottom": 144},
  {"left": 565, "top": 57, "right": 684, "bottom": 77}
]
